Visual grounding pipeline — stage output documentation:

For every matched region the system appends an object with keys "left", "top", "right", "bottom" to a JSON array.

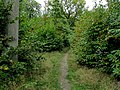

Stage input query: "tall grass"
[{"left": 68, "top": 52, "right": 120, "bottom": 90}]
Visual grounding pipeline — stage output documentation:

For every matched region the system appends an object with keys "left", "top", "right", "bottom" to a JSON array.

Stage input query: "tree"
[
  {"left": 48, "top": 0, "right": 71, "bottom": 47},
  {"left": 19, "top": 0, "right": 42, "bottom": 39},
  {"left": 5, "top": 0, "right": 19, "bottom": 48},
  {"left": 4, "top": 0, "right": 19, "bottom": 61},
  {"left": 60, "top": 0, "right": 85, "bottom": 27},
  {"left": 48, "top": 0, "right": 85, "bottom": 28},
  {"left": 20, "top": 0, "right": 41, "bottom": 19},
  {"left": 73, "top": 0, "right": 120, "bottom": 79}
]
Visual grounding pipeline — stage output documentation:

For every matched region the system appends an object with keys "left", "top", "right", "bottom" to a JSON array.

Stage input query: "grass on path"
[
  {"left": 39, "top": 51, "right": 64, "bottom": 90},
  {"left": 67, "top": 52, "right": 120, "bottom": 90},
  {"left": 14, "top": 51, "right": 64, "bottom": 90},
  {"left": 7, "top": 51, "right": 120, "bottom": 90}
]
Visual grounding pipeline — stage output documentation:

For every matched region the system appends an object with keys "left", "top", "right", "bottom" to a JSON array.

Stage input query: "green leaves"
[{"left": 74, "top": 0, "right": 120, "bottom": 79}]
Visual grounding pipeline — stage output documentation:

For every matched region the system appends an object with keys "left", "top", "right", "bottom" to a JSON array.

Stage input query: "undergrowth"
[
  {"left": 15, "top": 51, "right": 64, "bottom": 90},
  {"left": 68, "top": 51, "right": 120, "bottom": 90}
]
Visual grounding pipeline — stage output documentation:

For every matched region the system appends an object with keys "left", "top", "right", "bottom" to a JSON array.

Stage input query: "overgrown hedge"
[{"left": 74, "top": 1, "right": 120, "bottom": 79}]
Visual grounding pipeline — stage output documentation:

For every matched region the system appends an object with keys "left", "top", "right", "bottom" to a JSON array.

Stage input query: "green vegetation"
[
  {"left": 68, "top": 52, "right": 120, "bottom": 90},
  {"left": 73, "top": 0, "right": 120, "bottom": 79},
  {"left": 17, "top": 52, "right": 63, "bottom": 90},
  {"left": 0, "top": 0, "right": 43, "bottom": 89},
  {"left": 0, "top": 0, "right": 120, "bottom": 89},
  {"left": 0, "top": 1, "right": 25, "bottom": 88},
  {"left": 38, "top": 52, "right": 64, "bottom": 90}
]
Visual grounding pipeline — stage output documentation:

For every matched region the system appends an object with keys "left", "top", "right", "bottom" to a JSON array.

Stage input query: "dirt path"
[{"left": 59, "top": 53, "right": 71, "bottom": 90}]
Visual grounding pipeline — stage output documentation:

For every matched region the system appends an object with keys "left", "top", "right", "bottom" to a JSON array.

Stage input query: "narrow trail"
[{"left": 59, "top": 53, "right": 71, "bottom": 90}]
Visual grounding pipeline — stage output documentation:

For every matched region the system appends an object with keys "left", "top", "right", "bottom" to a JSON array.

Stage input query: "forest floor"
[
  {"left": 67, "top": 52, "right": 120, "bottom": 90},
  {"left": 59, "top": 53, "right": 71, "bottom": 90},
  {"left": 13, "top": 51, "right": 120, "bottom": 90}
]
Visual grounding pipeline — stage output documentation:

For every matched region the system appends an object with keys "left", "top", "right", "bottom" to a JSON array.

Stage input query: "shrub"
[
  {"left": 0, "top": 1, "right": 43, "bottom": 88},
  {"left": 74, "top": 1, "right": 120, "bottom": 79}
]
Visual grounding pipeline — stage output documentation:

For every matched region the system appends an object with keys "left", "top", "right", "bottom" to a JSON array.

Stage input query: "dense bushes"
[
  {"left": 19, "top": 0, "right": 70, "bottom": 53},
  {"left": 0, "top": 1, "right": 23, "bottom": 87},
  {"left": 0, "top": 1, "right": 42, "bottom": 89},
  {"left": 20, "top": 17, "right": 64, "bottom": 52},
  {"left": 74, "top": 1, "right": 120, "bottom": 79},
  {"left": 1, "top": 0, "right": 119, "bottom": 89}
]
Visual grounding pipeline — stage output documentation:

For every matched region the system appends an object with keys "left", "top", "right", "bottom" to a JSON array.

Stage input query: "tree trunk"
[
  {"left": 5, "top": 0, "right": 19, "bottom": 60},
  {"left": 7, "top": 0, "right": 19, "bottom": 47}
]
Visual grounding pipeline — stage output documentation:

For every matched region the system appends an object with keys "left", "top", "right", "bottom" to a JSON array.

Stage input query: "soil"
[{"left": 59, "top": 53, "right": 71, "bottom": 90}]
